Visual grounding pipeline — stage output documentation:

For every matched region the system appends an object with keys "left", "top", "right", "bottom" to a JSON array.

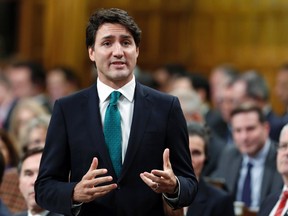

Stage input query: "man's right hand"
[{"left": 73, "top": 157, "right": 117, "bottom": 203}]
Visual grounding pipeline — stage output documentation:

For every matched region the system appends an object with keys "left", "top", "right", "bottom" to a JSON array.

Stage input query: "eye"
[
  {"left": 122, "top": 40, "right": 131, "bottom": 46},
  {"left": 102, "top": 41, "right": 111, "bottom": 47}
]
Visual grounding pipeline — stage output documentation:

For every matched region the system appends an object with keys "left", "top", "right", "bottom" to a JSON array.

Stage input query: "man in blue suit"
[{"left": 34, "top": 8, "right": 197, "bottom": 216}]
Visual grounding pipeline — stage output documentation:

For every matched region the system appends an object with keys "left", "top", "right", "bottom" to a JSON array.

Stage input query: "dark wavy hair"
[{"left": 86, "top": 8, "right": 142, "bottom": 49}]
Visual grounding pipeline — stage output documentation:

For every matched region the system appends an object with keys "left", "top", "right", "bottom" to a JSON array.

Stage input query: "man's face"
[
  {"left": 19, "top": 153, "right": 42, "bottom": 212},
  {"left": 88, "top": 23, "right": 139, "bottom": 88},
  {"left": 231, "top": 111, "right": 269, "bottom": 157},
  {"left": 216, "top": 86, "right": 237, "bottom": 123},
  {"left": 277, "top": 127, "right": 288, "bottom": 178},
  {"left": 6, "top": 67, "right": 34, "bottom": 98}
]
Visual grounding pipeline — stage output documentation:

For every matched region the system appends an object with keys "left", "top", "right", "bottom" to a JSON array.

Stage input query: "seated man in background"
[
  {"left": 212, "top": 103, "right": 283, "bottom": 211},
  {"left": 258, "top": 124, "right": 288, "bottom": 216},
  {"left": 15, "top": 147, "right": 62, "bottom": 216}
]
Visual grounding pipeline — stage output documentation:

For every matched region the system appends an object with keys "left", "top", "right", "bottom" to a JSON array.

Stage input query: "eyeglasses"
[{"left": 277, "top": 142, "right": 288, "bottom": 152}]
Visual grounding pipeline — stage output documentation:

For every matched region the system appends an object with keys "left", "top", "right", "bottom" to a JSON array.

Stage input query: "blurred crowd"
[{"left": 0, "top": 59, "right": 288, "bottom": 215}]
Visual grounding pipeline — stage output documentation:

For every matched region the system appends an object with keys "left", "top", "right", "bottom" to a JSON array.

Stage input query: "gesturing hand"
[
  {"left": 73, "top": 157, "right": 117, "bottom": 203},
  {"left": 140, "top": 148, "right": 178, "bottom": 194}
]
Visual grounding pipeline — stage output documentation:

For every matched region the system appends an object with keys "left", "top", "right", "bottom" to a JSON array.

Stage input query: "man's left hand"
[{"left": 140, "top": 148, "right": 178, "bottom": 194}]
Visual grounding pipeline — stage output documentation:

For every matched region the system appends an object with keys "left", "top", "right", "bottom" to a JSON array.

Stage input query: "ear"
[
  {"left": 136, "top": 47, "right": 139, "bottom": 58},
  {"left": 88, "top": 47, "right": 95, "bottom": 61}
]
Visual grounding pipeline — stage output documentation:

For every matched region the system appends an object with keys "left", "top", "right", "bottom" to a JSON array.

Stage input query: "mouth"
[{"left": 111, "top": 61, "right": 126, "bottom": 65}]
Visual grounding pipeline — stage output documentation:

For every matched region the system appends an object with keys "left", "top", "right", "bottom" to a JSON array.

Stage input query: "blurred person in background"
[
  {"left": 212, "top": 103, "right": 283, "bottom": 211},
  {"left": 275, "top": 63, "right": 288, "bottom": 125},
  {"left": 185, "top": 122, "right": 235, "bottom": 216},
  {"left": 232, "top": 70, "right": 283, "bottom": 142},
  {"left": 0, "top": 129, "right": 26, "bottom": 214},
  {"left": 18, "top": 114, "right": 51, "bottom": 154},
  {"left": 207, "top": 64, "right": 239, "bottom": 146},
  {"left": 8, "top": 98, "right": 49, "bottom": 151},
  {"left": 152, "top": 63, "right": 187, "bottom": 93},
  {"left": 15, "top": 147, "right": 62, "bottom": 216},
  {"left": 0, "top": 73, "right": 17, "bottom": 131},
  {"left": 4, "top": 61, "right": 51, "bottom": 113},
  {"left": 258, "top": 123, "right": 288, "bottom": 216},
  {"left": 169, "top": 88, "right": 225, "bottom": 177},
  {"left": 46, "top": 66, "right": 80, "bottom": 110},
  {"left": 0, "top": 150, "right": 11, "bottom": 216},
  {"left": 209, "top": 63, "right": 239, "bottom": 110}
]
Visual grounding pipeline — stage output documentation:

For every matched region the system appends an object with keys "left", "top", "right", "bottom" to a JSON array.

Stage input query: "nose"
[{"left": 113, "top": 43, "right": 124, "bottom": 58}]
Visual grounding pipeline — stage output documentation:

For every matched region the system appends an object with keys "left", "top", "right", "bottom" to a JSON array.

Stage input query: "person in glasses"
[{"left": 258, "top": 124, "right": 288, "bottom": 216}]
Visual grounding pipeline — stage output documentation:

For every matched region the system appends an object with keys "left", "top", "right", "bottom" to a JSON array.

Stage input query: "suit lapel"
[
  {"left": 229, "top": 151, "right": 242, "bottom": 196},
  {"left": 86, "top": 84, "right": 114, "bottom": 173},
  {"left": 261, "top": 141, "right": 277, "bottom": 203},
  {"left": 119, "top": 83, "right": 151, "bottom": 180}
]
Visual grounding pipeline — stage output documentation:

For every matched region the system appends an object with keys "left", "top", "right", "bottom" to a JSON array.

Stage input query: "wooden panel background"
[{"left": 15, "top": 0, "right": 288, "bottom": 114}]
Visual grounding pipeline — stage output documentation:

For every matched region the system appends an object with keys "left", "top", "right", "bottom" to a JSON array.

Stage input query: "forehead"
[
  {"left": 189, "top": 135, "right": 205, "bottom": 149},
  {"left": 22, "top": 153, "right": 42, "bottom": 169},
  {"left": 280, "top": 127, "right": 288, "bottom": 142},
  {"left": 96, "top": 23, "right": 133, "bottom": 39},
  {"left": 231, "top": 111, "right": 260, "bottom": 126}
]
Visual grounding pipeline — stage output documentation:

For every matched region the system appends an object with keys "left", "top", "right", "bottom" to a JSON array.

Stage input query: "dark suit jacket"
[
  {"left": 205, "top": 110, "right": 229, "bottom": 143},
  {"left": 186, "top": 178, "right": 235, "bottom": 216},
  {"left": 257, "top": 190, "right": 281, "bottom": 216},
  {"left": 35, "top": 83, "right": 198, "bottom": 216},
  {"left": 14, "top": 211, "right": 63, "bottom": 216},
  {"left": 201, "top": 131, "right": 226, "bottom": 177},
  {"left": 212, "top": 141, "right": 283, "bottom": 206},
  {"left": 266, "top": 110, "right": 285, "bottom": 142}
]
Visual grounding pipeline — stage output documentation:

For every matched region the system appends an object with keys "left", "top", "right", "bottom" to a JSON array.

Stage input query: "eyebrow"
[{"left": 101, "top": 34, "right": 133, "bottom": 40}]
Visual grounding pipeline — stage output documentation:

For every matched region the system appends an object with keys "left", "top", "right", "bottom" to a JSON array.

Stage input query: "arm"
[{"left": 140, "top": 97, "right": 198, "bottom": 208}]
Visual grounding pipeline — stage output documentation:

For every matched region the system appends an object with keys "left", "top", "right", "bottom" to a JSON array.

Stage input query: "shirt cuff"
[
  {"left": 71, "top": 202, "right": 83, "bottom": 216},
  {"left": 162, "top": 176, "right": 180, "bottom": 205}
]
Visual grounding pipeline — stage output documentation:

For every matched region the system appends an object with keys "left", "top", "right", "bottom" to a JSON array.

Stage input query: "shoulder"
[{"left": 136, "top": 83, "right": 181, "bottom": 111}]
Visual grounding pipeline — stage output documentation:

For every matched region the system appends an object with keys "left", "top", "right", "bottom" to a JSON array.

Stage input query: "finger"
[
  {"left": 85, "top": 168, "right": 108, "bottom": 180},
  {"left": 89, "top": 157, "right": 98, "bottom": 171},
  {"left": 151, "top": 169, "right": 169, "bottom": 180},
  {"left": 91, "top": 175, "right": 114, "bottom": 187},
  {"left": 141, "top": 172, "right": 163, "bottom": 185},
  {"left": 140, "top": 173, "right": 154, "bottom": 186},
  {"left": 163, "top": 148, "right": 171, "bottom": 171}
]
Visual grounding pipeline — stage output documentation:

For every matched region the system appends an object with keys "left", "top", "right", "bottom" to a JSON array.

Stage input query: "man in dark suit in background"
[
  {"left": 258, "top": 124, "right": 288, "bottom": 216},
  {"left": 15, "top": 147, "right": 62, "bottom": 216},
  {"left": 212, "top": 103, "right": 283, "bottom": 211},
  {"left": 35, "top": 8, "right": 197, "bottom": 216}
]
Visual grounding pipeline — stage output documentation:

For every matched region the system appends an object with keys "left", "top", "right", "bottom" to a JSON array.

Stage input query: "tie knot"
[
  {"left": 109, "top": 91, "right": 121, "bottom": 105},
  {"left": 247, "top": 162, "right": 253, "bottom": 169}
]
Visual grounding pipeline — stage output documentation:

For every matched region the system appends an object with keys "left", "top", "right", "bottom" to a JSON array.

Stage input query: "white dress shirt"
[
  {"left": 269, "top": 185, "right": 288, "bottom": 216},
  {"left": 28, "top": 210, "right": 49, "bottom": 216},
  {"left": 97, "top": 76, "right": 135, "bottom": 163}
]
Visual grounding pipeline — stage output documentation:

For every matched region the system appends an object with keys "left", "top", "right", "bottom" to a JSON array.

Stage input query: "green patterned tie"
[{"left": 104, "top": 91, "right": 122, "bottom": 177}]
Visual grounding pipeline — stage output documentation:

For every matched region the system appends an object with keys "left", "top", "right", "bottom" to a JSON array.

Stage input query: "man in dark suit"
[
  {"left": 34, "top": 8, "right": 198, "bottom": 216},
  {"left": 15, "top": 147, "right": 62, "bottom": 216},
  {"left": 212, "top": 103, "right": 283, "bottom": 211},
  {"left": 258, "top": 123, "right": 288, "bottom": 216}
]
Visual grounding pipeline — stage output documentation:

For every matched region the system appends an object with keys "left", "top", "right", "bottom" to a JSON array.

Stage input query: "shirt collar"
[
  {"left": 97, "top": 76, "right": 135, "bottom": 103},
  {"left": 28, "top": 210, "right": 49, "bottom": 216}
]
